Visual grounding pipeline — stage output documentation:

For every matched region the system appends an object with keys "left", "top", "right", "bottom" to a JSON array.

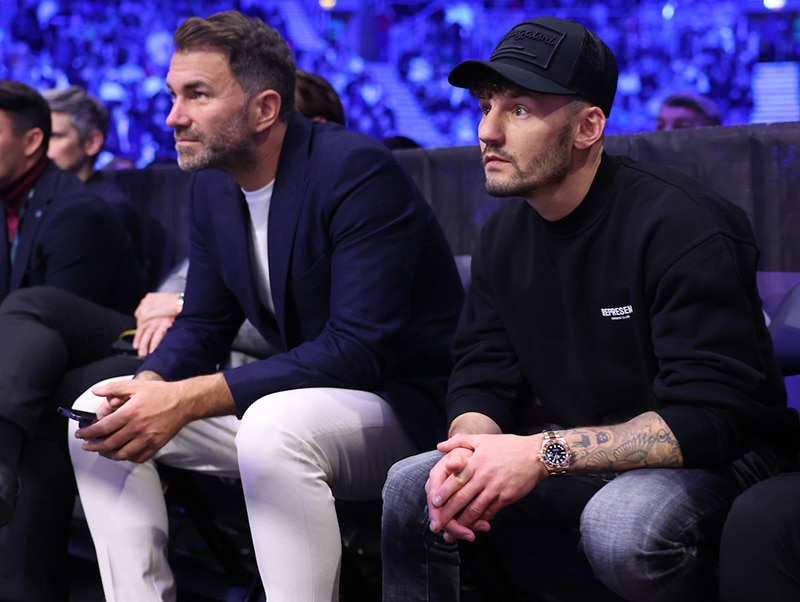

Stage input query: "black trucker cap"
[{"left": 448, "top": 17, "right": 618, "bottom": 117}]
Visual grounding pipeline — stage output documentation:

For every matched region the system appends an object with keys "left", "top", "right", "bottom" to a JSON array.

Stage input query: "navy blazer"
[
  {"left": 0, "top": 163, "right": 146, "bottom": 313},
  {"left": 140, "top": 115, "right": 465, "bottom": 448}
]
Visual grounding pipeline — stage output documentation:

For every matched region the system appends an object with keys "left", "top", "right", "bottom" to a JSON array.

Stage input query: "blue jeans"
[{"left": 382, "top": 448, "right": 772, "bottom": 602}]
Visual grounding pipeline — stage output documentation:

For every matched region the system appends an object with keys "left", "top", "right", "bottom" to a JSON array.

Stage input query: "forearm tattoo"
[{"left": 565, "top": 411, "right": 683, "bottom": 472}]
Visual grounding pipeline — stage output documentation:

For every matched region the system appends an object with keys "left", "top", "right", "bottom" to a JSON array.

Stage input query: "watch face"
[{"left": 544, "top": 442, "right": 569, "bottom": 467}]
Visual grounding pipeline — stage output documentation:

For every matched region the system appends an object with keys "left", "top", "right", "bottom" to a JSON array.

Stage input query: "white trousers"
[{"left": 68, "top": 377, "right": 419, "bottom": 602}]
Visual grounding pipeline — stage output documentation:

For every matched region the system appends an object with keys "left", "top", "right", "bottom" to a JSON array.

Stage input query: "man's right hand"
[
  {"left": 133, "top": 316, "right": 175, "bottom": 357},
  {"left": 131, "top": 291, "right": 183, "bottom": 356},
  {"left": 134, "top": 291, "right": 182, "bottom": 324}
]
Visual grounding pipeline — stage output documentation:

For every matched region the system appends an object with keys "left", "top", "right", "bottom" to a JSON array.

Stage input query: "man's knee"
[
  {"left": 236, "top": 390, "right": 330, "bottom": 481},
  {"left": 580, "top": 469, "right": 728, "bottom": 601},
  {"left": 383, "top": 452, "right": 439, "bottom": 516},
  {"left": 236, "top": 396, "right": 287, "bottom": 472},
  {"left": 381, "top": 452, "right": 442, "bottom": 553},
  {"left": 71, "top": 376, "right": 130, "bottom": 412},
  {"left": 0, "top": 286, "right": 64, "bottom": 319},
  {"left": 580, "top": 480, "right": 651, "bottom": 578}
]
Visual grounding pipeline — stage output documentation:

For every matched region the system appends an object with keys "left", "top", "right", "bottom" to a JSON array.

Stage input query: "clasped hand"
[
  {"left": 426, "top": 433, "right": 548, "bottom": 543},
  {"left": 74, "top": 379, "right": 188, "bottom": 464}
]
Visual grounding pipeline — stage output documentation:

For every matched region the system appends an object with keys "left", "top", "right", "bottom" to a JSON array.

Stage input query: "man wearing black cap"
[{"left": 381, "top": 16, "right": 799, "bottom": 602}]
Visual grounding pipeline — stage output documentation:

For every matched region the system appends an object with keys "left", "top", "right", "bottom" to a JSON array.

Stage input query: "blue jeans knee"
[{"left": 580, "top": 468, "right": 736, "bottom": 602}]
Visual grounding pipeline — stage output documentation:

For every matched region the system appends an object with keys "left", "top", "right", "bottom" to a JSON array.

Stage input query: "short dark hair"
[
  {"left": 295, "top": 70, "right": 345, "bottom": 125},
  {"left": 174, "top": 10, "right": 296, "bottom": 122},
  {"left": 42, "top": 86, "right": 110, "bottom": 142},
  {"left": 661, "top": 93, "right": 721, "bottom": 126},
  {"left": 0, "top": 80, "right": 51, "bottom": 146}
]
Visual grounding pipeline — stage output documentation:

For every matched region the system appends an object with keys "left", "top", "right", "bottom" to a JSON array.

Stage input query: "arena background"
[{"left": 1, "top": 0, "right": 798, "bottom": 166}]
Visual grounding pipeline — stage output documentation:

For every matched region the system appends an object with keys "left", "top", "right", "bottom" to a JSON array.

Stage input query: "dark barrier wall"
[
  {"left": 394, "top": 122, "right": 800, "bottom": 274},
  {"left": 106, "top": 164, "right": 193, "bottom": 290},
  {"left": 604, "top": 122, "right": 800, "bottom": 275},
  {"left": 105, "top": 122, "right": 800, "bottom": 308}
]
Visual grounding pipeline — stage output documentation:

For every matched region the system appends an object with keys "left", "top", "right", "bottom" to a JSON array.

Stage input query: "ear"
[
  {"left": 82, "top": 129, "right": 105, "bottom": 158},
  {"left": 574, "top": 106, "right": 606, "bottom": 150},
  {"left": 252, "top": 89, "right": 282, "bottom": 133},
  {"left": 22, "top": 128, "right": 45, "bottom": 159}
]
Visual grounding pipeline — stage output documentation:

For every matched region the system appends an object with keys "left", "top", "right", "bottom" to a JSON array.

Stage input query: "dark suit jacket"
[
  {"left": 0, "top": 163, "right": 146, "bottom": 313},
  {"left": 85, "top": 170, "right": 143, "bottom": 262},
  {"left": 140, "top": 115, "right": 465, "bottom": 448}
]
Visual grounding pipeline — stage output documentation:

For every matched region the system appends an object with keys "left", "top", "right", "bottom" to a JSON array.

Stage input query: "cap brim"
[{"left": 448, "top": 60, "right": 576, "bottom": 97}]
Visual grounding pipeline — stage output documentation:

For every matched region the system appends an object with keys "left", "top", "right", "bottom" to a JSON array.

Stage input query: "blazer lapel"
[
  {"left": 213, "top": 172, "right": 284, "bottom": 350},
  {"left": 267, "top": 115, "right": 312, "bottom": 329},
  {"left": 213, "top": 173, "right": 263, "bottom": 310},
  {"left": 0, "top": 221, "right": 9, "bottom": 300},
  {"left": 9, "top": 188, "right": 48, "bottom": 291}
]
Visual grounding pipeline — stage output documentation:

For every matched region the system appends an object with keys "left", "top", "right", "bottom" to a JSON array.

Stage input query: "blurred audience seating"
[{"left": 5, "top": 0, "right": 774, "bottom": 163}]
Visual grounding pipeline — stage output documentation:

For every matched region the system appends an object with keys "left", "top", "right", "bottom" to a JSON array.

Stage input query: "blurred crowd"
[
  {"left": 1, "top": 0, "right": 793, "bottom": 165},
  {"left": 395, "top": 0, "right": 773, "bottom": 141}
]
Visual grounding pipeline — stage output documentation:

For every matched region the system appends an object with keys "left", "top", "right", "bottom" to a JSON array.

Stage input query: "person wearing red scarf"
[
  {"left": 0, "top": 152, "right": 48, "bottom": 250},
  {"left": 0, "top": 81, "right": 146, "bottom": 551},
  {"left": 0, "top": 80, "right": 145, "bottom": 303}
]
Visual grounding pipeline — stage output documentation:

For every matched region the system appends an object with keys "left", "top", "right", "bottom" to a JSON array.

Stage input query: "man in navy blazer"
[{"left": 68, "top": 11, "right": 464, "bottom": 601}]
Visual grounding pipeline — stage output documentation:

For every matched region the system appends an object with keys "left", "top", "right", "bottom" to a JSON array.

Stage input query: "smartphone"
[{"left": 57, "top": 407, "right": 97, "bottom": 428}]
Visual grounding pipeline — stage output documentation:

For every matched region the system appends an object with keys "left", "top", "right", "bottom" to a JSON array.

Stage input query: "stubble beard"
[
  {"left": 175, "top": 106, "right": 257, "bottom": 175},
  {"left": 484, "top": 123, "right": 573, "bottom": 198}
]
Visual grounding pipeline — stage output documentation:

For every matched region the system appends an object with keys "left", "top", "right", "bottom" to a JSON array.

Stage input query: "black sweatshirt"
[{"left": 448, "top": 153, "right": 799, "bottom": 468}]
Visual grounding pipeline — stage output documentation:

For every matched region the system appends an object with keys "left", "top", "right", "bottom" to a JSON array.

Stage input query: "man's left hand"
[{"left": 427, "top": 433, "right": 548, "bottom": 543}]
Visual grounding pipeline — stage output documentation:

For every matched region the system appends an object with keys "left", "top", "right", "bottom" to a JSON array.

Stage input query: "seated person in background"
[
  {"left": 380, "top": 17, "right": 800, "bottom": 602},
  {"left": 0, "top": 80, "right": 145, "bottom": 600},
  {"left": 42, "top": 85, "right": 141, "bottom": 254},
  {"left": 719, "top": 472, "right": 800, "bottom": 601},
  {"left": 0, "top": 80, "right": 145, "bottom": 309},
  {"left": 295, "top": 69, "right": 345, "bottom": 125},
  {"left": 655, "top": 92, "right": 722, "bottom": 130},
  {"left": 382, "top": 135, "right": 422, "bottom": 150},
  {"left": 68, "top": 11, "right": 463, "bottom": 602}
]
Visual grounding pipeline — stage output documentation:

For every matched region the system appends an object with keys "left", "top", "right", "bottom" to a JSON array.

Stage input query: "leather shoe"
[{"left": 0, "top": 464, "right": 20, "bottom": 527}]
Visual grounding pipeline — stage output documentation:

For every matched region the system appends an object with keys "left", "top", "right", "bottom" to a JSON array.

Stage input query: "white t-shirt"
[{"left": 243, "top": 180, "right": 275, "bottom": 315}]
